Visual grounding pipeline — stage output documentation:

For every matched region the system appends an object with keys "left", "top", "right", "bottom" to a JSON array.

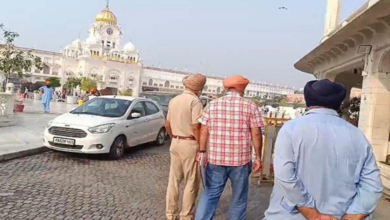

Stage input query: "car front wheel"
[{"left": 108, "top": 136, "right": 126, "bottom": 160}]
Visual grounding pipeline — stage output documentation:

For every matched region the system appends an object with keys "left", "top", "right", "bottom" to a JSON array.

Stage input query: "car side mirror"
[{"left": 129, "top": 112, "right": 141, "bottom": 119}]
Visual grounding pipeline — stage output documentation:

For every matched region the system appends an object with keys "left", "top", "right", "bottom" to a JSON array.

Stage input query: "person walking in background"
[
  {"left": 263, "top": 79, "right": 383, "bottom": 220},
  {"left": 89, "top": 88, "right": 99, "bottom": 100},
  {"left": 165, "top": 74, "right": 207, "bottom": 220},
  {"left": 39, "top": 80, "right": 53, "bottom": 113},
  {"left": 195, "top": 75, "right": 264, "bottom": 220},
  {"left": 24, "top": 87, "right": 28, "bottom": 99}
]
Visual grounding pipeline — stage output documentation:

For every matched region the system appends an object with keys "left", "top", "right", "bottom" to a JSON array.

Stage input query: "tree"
[
  {"left": 347, "top": 97, "right": 360, "bottom": 126},
  {"left": 119, "top": 89, "right": 132, "bottom": 96},
  {"left": 80, "top": 77, "right": 97, "bottom": 92},
  {"left": 279, "top": 98, "right": 287, "bottom": 106},
  {"left": 0, "top": 24, "right": 44, "bottom": 91},
  {"left": 64, "top": 77, "right": 81, "bottom": 95},
  {"left": 45, "top": 77, "right": 61, "bottom": 88}
]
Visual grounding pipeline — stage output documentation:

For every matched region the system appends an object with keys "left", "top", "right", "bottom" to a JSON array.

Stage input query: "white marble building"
[
  {"left": 295, "top": 0, "right": 390, "bottom": 189},
  {"left": 8, "top": 3, "right": 295, "bottom": 97}
]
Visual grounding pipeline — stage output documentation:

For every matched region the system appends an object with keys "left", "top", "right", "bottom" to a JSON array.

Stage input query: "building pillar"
[
  {"left": 369, "top": 0, "right": 380, "bottom": 7},
  {"left": 322, "top": 0, "right": 341, "bottom": 42},
  {"left": 358, "top": 71, "right": 390, "bottom": 162}
]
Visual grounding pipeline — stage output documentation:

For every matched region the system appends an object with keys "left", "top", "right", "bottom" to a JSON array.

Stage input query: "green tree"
[
  {"left": 80, "top": 77, "right": 97, "bottom": 92},
  {"left": 119, "top": 89, "right": 133, "bottom": 96},
  {"left": 0, "top": 24, "right": 44, "bottom": 91},
  {"left": 45, "top": 77, "right": 61, "bottom": 88},
  {"left": 64, "top": 77, "right": 81, "bottom": 95},
  {"left": 279, "top": 98, "right": 287, "bottom": 106}
]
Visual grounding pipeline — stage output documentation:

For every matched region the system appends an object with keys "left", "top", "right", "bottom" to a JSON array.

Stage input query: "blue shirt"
[
  {"left": 264, "top": 108, "right": 383, "bottom": 220},
  {"left": 39, "top": 86, "right": 53, "bottom": 104}
]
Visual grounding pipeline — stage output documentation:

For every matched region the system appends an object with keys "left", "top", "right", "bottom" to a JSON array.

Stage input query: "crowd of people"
[{"left": 164, "top": 74, "right": 383, "bottom": 220}]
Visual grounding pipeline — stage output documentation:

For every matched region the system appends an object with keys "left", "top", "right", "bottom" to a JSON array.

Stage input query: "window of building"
[
  {"left": 106, "top": 41, "right": 111, "bottom": 47},
  {"left": 128, "top": 77, "right": 134, "bottom": 85},
  {"left": 113, "top": 42, "right": 116, "bottom": 48},
  {"left": 144, "top": 102, "right": 159, "bottom": 115},
  {"left": 110, "top": 75, "right": 118, "bottom": 81},
  {"left": 176, "top": 86, "right": 179, "bottom": 89},
  {"left": 148, "top": 79, "right": 153, "bottom": 86},
  {"left": 153, "top": 83, "right": 158, "bottom": 86},
  {"left": 143, "top": 82, "right": 147, "bottom": 85},
  {"left": 101, "top": 40, "right": 104, "bottom": 46},
  {"left": 170, "top": 85, "right": 174, "bottom": 88},
  {"left": 43, "top": 65, "right": 50, "bottom": 74},
  {"left": 34, "top": 68, "right": 41, "bottom": 73},
  {"left": 159, "top": 84, "right": 163, "bottom": 87}
]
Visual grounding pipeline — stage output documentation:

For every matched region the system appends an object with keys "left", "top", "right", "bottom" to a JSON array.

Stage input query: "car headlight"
[
  {"left": 46, "top": 120, "right": 53, "bottom": 128},
  {"left": 88, "top": 123, "right": 115, "bottom": 134}
]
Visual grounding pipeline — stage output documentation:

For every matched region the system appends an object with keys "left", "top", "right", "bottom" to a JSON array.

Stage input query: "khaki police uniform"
[{"left": 166, "top": 90, "right": 203, "bottom": 220}]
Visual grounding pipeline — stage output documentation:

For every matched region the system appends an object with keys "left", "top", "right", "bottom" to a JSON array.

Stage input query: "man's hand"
[
  {"left": 298, "top": 207, "right": 339, "bottom": 220},
  {"left": 341, "top": 214, "right": 366, "bottom": 220},
  {"left": 252, "top": 158, "right": 262, "bottom": 173},
  {"left": 196, "top": 152, "right": 207, "bottom": 167},
  {"left": 314, "top": 214, "right": 339, "bottom": 220}
]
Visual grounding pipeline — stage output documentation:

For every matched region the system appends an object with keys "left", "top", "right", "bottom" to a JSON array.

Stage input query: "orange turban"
[
  {"left": 223, "top": 75, "right": 249, "bottom": 92},
  {"left": 182, "top": 74, "right": 207, "bottom": 91}
]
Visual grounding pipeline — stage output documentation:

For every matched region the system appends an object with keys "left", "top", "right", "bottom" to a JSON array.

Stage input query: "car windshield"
[
  {"left": 141, "top": 93, "right": 176, "bottom": 107},
  {"left": 71, "top": 98, "right": 132, "bottom": 117}
]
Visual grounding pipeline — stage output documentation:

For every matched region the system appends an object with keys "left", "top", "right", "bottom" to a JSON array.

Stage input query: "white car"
[{"left": 43, "top": 96, "right": 166, "bottom": 159}]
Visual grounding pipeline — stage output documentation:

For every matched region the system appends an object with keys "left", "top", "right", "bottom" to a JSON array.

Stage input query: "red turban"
[{"left": 223, "top": 75, "right": 249, "bottom": 92}]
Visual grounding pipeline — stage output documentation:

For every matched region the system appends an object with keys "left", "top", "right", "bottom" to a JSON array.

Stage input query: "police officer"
[{"left": 165, "top": 74, "right": 207, "bottom": 220}]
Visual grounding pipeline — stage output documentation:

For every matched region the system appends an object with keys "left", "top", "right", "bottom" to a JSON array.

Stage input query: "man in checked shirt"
[{"left": 195, "top": 75, "right": 264, "bottom": 220}]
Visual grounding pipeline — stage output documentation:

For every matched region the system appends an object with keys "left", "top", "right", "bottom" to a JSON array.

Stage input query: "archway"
[
  {"left": 379, "top": 49, "right": 390, "bottom": 73},
  {"left": 148, "top": 79, "right": 153, "bottom": 86},
  {"left": 164, "top": 81, "right": 170, "bottom": 88}
]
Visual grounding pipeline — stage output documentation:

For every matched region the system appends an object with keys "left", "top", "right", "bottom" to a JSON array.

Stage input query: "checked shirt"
[{"left": 198, "top": 91, "right": 264, "bottom": 166}]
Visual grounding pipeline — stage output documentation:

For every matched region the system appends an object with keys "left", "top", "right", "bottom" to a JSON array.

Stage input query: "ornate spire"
[{"left": 106, "top": 0, "right": 110, "bottom": 8}]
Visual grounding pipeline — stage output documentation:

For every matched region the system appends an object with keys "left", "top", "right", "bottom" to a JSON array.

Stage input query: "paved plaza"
[
  {"left": 0, "top": 143, "right": 389, "bottom": 220},
  {"left": 0, "top": 99, "right": 389, "bottom": 219},
  {"left": 0, "top": 99, "right": 76, "bottom": 159}
]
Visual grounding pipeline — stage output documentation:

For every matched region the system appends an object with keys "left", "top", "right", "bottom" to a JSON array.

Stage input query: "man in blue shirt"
[
  {"left": 39, "top": 80, "right": 54, "bottom": 113},
  {"left": 263, "top": 79, "right": 383, "bottom": 220}
]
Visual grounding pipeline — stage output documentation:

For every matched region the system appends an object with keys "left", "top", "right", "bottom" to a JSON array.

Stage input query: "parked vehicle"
[
  {"left": 199, "top": 95, "right": 212, "bottom": 107},
  {"left": 140, "top": 92, "right": 177, "bottom": 117},
  {"left": 43, "top": 96, "right": 166, "bottom": 159},
  {"left": 140, "top": 92, "right": 213, "bottom": 116}
]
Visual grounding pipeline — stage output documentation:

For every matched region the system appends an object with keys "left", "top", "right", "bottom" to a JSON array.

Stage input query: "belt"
[{"left": 172, "top": 135, "right": 196, "bottom": 140}]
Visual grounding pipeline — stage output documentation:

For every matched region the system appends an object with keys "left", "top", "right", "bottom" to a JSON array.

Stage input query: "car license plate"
[{"left": 53, "top": 137, "right": 75, "bottom": 145}]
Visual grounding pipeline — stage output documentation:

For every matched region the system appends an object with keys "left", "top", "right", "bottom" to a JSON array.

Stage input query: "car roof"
[{"left": 98, "top": 95, "right": 148, "bottom": 101}]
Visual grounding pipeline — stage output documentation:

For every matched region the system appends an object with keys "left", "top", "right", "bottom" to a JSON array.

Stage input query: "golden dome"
[{"left": 95, "top": 5, "right": 117, "bottom": 25}]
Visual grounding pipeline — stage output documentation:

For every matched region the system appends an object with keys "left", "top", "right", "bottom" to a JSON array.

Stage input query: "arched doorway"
[
  {"left": 379, "top": 49, "right": 390, "bottom": 73},
  {"left": 164, "top": 81, "right": 170, "bottom": 88},
  {"left": 148, "top": 79, "right": 153, "bottom": 86}
]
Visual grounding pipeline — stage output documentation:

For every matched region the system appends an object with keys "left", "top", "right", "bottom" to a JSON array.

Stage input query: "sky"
[{"left": 0, "top": 0, "right": 368, "bottom": 88}]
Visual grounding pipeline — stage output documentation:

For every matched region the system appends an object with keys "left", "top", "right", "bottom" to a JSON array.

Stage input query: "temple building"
[
  {"left": 295, "top": 0, "right": 390, "bottom": 189},
  {"left": 9, "top": 3, "right": 294, "bottom": 97}
]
